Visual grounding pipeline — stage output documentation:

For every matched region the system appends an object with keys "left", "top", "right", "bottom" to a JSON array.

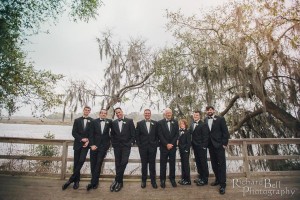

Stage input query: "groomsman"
[
  {"left": 158, "top": 108, "right": 179, "bottom": 188},
  {"left": 205, "top": 106, "right": 229, "bottom": 195},
  {"left": 87, "top": 109, "right": 112, "bottom": 190},
  {"left": 136, "top": 109, "right": 159, "bottom": 189},
  {"left": 190, "top": 111, "right": 209, "bottom": 186},
  {"left": 62, "top": 106, "right": 93, "bottom": 190},
  {"left": 110, "top": 107, "right": 135, "bottom": 192}
]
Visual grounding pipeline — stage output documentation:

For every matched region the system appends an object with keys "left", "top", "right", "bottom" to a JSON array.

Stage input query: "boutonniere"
[
  {"left": 171, "top": 121, "right": 174, "bottom": 124},
  {"left": 105, "top": 121, "right": 109, "bottom": 124},
  {"left": 213, "top": 117, "right": 217, "bottom": 121},
  {"left": 123, "top": 121, "right": 126, "bottom": 124},
  {"left": 151, "top": 122, "right": 154, "bottom": 125},
  {"left": 180, "top": 131, "right": 184, "bottom": 135},
  {"left": 87, "top": 120, "right": 90, "bottom": 123}
]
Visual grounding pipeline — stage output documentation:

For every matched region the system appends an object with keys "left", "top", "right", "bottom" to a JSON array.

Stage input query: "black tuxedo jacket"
[
  {"left": 158, "top": 118, "right": 179, "bottom": 148},
  {"left": 189, "top": 120, "right": 209, "bottom": 148},
  {"left": 89, "top": 118, "right": 112, "bottom": 151},
  {"left": 135, "top": 119, "right": 159, "bottom": 149},
  {"left": 204, "top": 115, "right": 229, "bottom": 148},
  {"left": 111, "top": 117, "right": 135, "bottom": 148},
  {"left": 72, "top": 116, "right": 93, "bottom": 150},
  {"left": 178, "top": 129, "right": 191, "bottom": 151}
]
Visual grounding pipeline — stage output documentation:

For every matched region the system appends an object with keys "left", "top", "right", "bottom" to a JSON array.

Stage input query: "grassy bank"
[{"left": 0, "top": 117, "right": 72, "bottom": 126}]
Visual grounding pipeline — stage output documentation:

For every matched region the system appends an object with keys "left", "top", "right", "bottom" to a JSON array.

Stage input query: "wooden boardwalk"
[{"left": 0, "top": 175, "right": 299, "bottom": 200}]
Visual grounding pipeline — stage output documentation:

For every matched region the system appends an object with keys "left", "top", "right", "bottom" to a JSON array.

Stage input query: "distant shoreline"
[{"left": 0, "top": 118, "right": 72, "bottom": 126}]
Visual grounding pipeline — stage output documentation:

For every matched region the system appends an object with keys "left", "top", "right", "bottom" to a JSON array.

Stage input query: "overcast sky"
[{"left": 20, "top": 0, "right": 229, "bottom": 116}]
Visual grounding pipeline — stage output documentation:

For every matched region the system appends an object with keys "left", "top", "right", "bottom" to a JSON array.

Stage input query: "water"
[{"left": 0, "top": 123, "right": 73, "bottom": 139}]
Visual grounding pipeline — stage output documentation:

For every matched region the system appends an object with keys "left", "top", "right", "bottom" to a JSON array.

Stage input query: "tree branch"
[
  {"left": 231, "top": 108, "right": 264, "bottom": 133},
  {"left": 220, "top": 94, "right": 241, "bottom": 117},
  {"left": 116, "top": 71, "right": 154, "bottom": 98},
  {"left": 220, "top": 93, "right": 252, "bottom": 116}
]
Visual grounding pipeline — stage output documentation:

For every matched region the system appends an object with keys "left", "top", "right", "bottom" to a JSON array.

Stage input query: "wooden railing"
[{"left": 0, "top": 137, "right": 299, "bottom": 179}]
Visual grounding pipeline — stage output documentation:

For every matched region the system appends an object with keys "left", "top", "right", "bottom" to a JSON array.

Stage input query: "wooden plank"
[
  {"left": 1, "top": 175, "right": 300, "bottom": 200},
  {"left": 248, "top": 155, "right": 300, "bottom": 160},
  {"left": 230, "top": 138, "right": 300, "bottom": 144},
  {"left": 242, "top": 141, "right": 250, "bottom": 177},
  {"left": 0, "top": 155, "right": 62, "bottom": 161},
  {"left": 60, "top": 142, "right": 68, "bottom": 180},
  {"left": 0, "top": 137, "right": 72, "bottom": 145},
  {"left": 250, "top": 171, "right": 300, "bottom": 176}
]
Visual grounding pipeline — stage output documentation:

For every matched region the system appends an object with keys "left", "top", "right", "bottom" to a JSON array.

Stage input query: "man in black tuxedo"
[
  {"left": 86, "top": 109, "right": 112, "bottom": 190},
  {"left": 62, "top": 106, "right": 93, "bottom": 190},
  {"left": 190, "top": 111, "right": 209, "bottom": 186},
  {"left": 205, "top": 106, "right": 229, "bottom": 195},
  {"left": 158, "top": 108, "right": 179, "bottom": 188},
  {"left": 110, "top": 107, "right": 135, "bottom": 192},
  {"left": 136, "top": 109, "right": 159, "bottom": 189}
]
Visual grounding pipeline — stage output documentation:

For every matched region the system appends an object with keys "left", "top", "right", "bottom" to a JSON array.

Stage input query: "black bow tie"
[
  {"left": 208, "top": 116, "right": 213, "bottom": 119},
  {"left": 145, "top": 120, "right": 151, "bottom": 122},
  {"left": 194, "top": 121, "right": 198, "bottom": 124},
  {"left": 99, "top": 119, "right": 104, "bottom": 122},
  {"left": 179, "top": 129, "right": 185, "bottom": 131},
  {"left": 118, "top": 119, "right": 123, "bottom": 122},
  {"left": 166, "top": 120, "right": 171, "bottom": 122},
  {"left": 83, "top": 117, "right": 88, "bottom": 119}
]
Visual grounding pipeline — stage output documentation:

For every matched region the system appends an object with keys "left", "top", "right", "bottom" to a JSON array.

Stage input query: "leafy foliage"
[
  {"left": 0, "top": 0, "right": 103, "bottom": 117},
  {"left": 61, "top": 79, "right": 96, "bottom": 121},
  {"left": 35, "top": 132, "right": 59, "bottom": 167},
  {"left": 94, "top": 32, "right": 158, "bottom": 114},
  {"left": 154, "top": 0, "right": 300, "bottom": 136}
]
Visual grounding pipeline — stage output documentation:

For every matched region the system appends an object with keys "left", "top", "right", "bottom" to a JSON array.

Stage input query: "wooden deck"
[{"left": 0, "top": 175, "right": 299, "bottom": 200}]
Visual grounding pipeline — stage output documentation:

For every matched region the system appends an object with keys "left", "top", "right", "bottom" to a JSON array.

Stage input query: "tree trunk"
[
  {"left": 262, "top": 98, "right": 300, "bottom": 137},
  {"left": 249, "top": 79, "right": 300, "bottom": 137},
  {"left": 62, "top": 102, "right": 66, "bottom": 122}
]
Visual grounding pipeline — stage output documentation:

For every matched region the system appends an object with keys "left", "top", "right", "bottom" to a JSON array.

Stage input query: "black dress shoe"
[
  {"left": 194, "top": 178, "right": 200, "bottom": 183},
  {"left": 219, "top": 187, "right": 226, "bottom": 195},
  {"left": 182, "top": 180, "right": 191, "bottom": 185},
  {"left": 178, "top": 179, "right": 184, "bottom": 185},
  {"left": 211, "top": 180, "right": 220, "bottom": 186},
  {"left": 62, "top": 181, "right": 71, "bottom": 190},
  {"left": 141, "top": 181, "right": 146, "bottom": 188},
  {"left": 114, "top": 182, "right": 123, "bottom": 192},
  {"left": 170, "top": 179, "right": 177, "bottom": 187},
  {"left": 151, "top": 182, "right": 158, "bottom": 189},
  {"left": 160, "top": 180, "right": 166, "bottom": 188},
  {"left": 110, "top": 181, "right": 117, "bottom": 192},
  {"left": 73, "top": 181, "right": 79, "bottom": 189},
  {"left": 197, "top": 179, "right": 208, "bottom": 186},
  {"left": 93, "top": 184, "right": 98, "bottom": 189},
  {"left": 86, "top": 184, "right": 93, "bottom": 191}
]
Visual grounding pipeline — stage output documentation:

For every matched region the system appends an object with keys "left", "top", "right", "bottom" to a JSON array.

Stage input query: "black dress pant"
[
  {"left": 192, "top": 144, "right": 209, "bottom": 181},
  {"left": 113, "top": 146, "right": 131, "bottom": 183},
  {"left": 90, "top": 149, "right": 107, "bottom": 186},
  {"left": 69, "top": 147, "right": 89, "bottom": 182},
  {"left": 160, "top": 147, "right": 176, "bottom": 181},
  {"left": 208, "top": 141, "right": 226, "bottom": 188},
  {"left": 139, "top": 146, "right": 157, "bottom": 182},
  {"left": 179, "top": 149, "right": 190, "bottom": 181}
]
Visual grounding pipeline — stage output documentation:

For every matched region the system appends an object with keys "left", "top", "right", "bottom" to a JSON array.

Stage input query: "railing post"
[
  {"left": 60, "top": 141, "right": 68, "bottom": 180},
  {"left": 242, "top": 141, "right": 250, "bottom": 178}
]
